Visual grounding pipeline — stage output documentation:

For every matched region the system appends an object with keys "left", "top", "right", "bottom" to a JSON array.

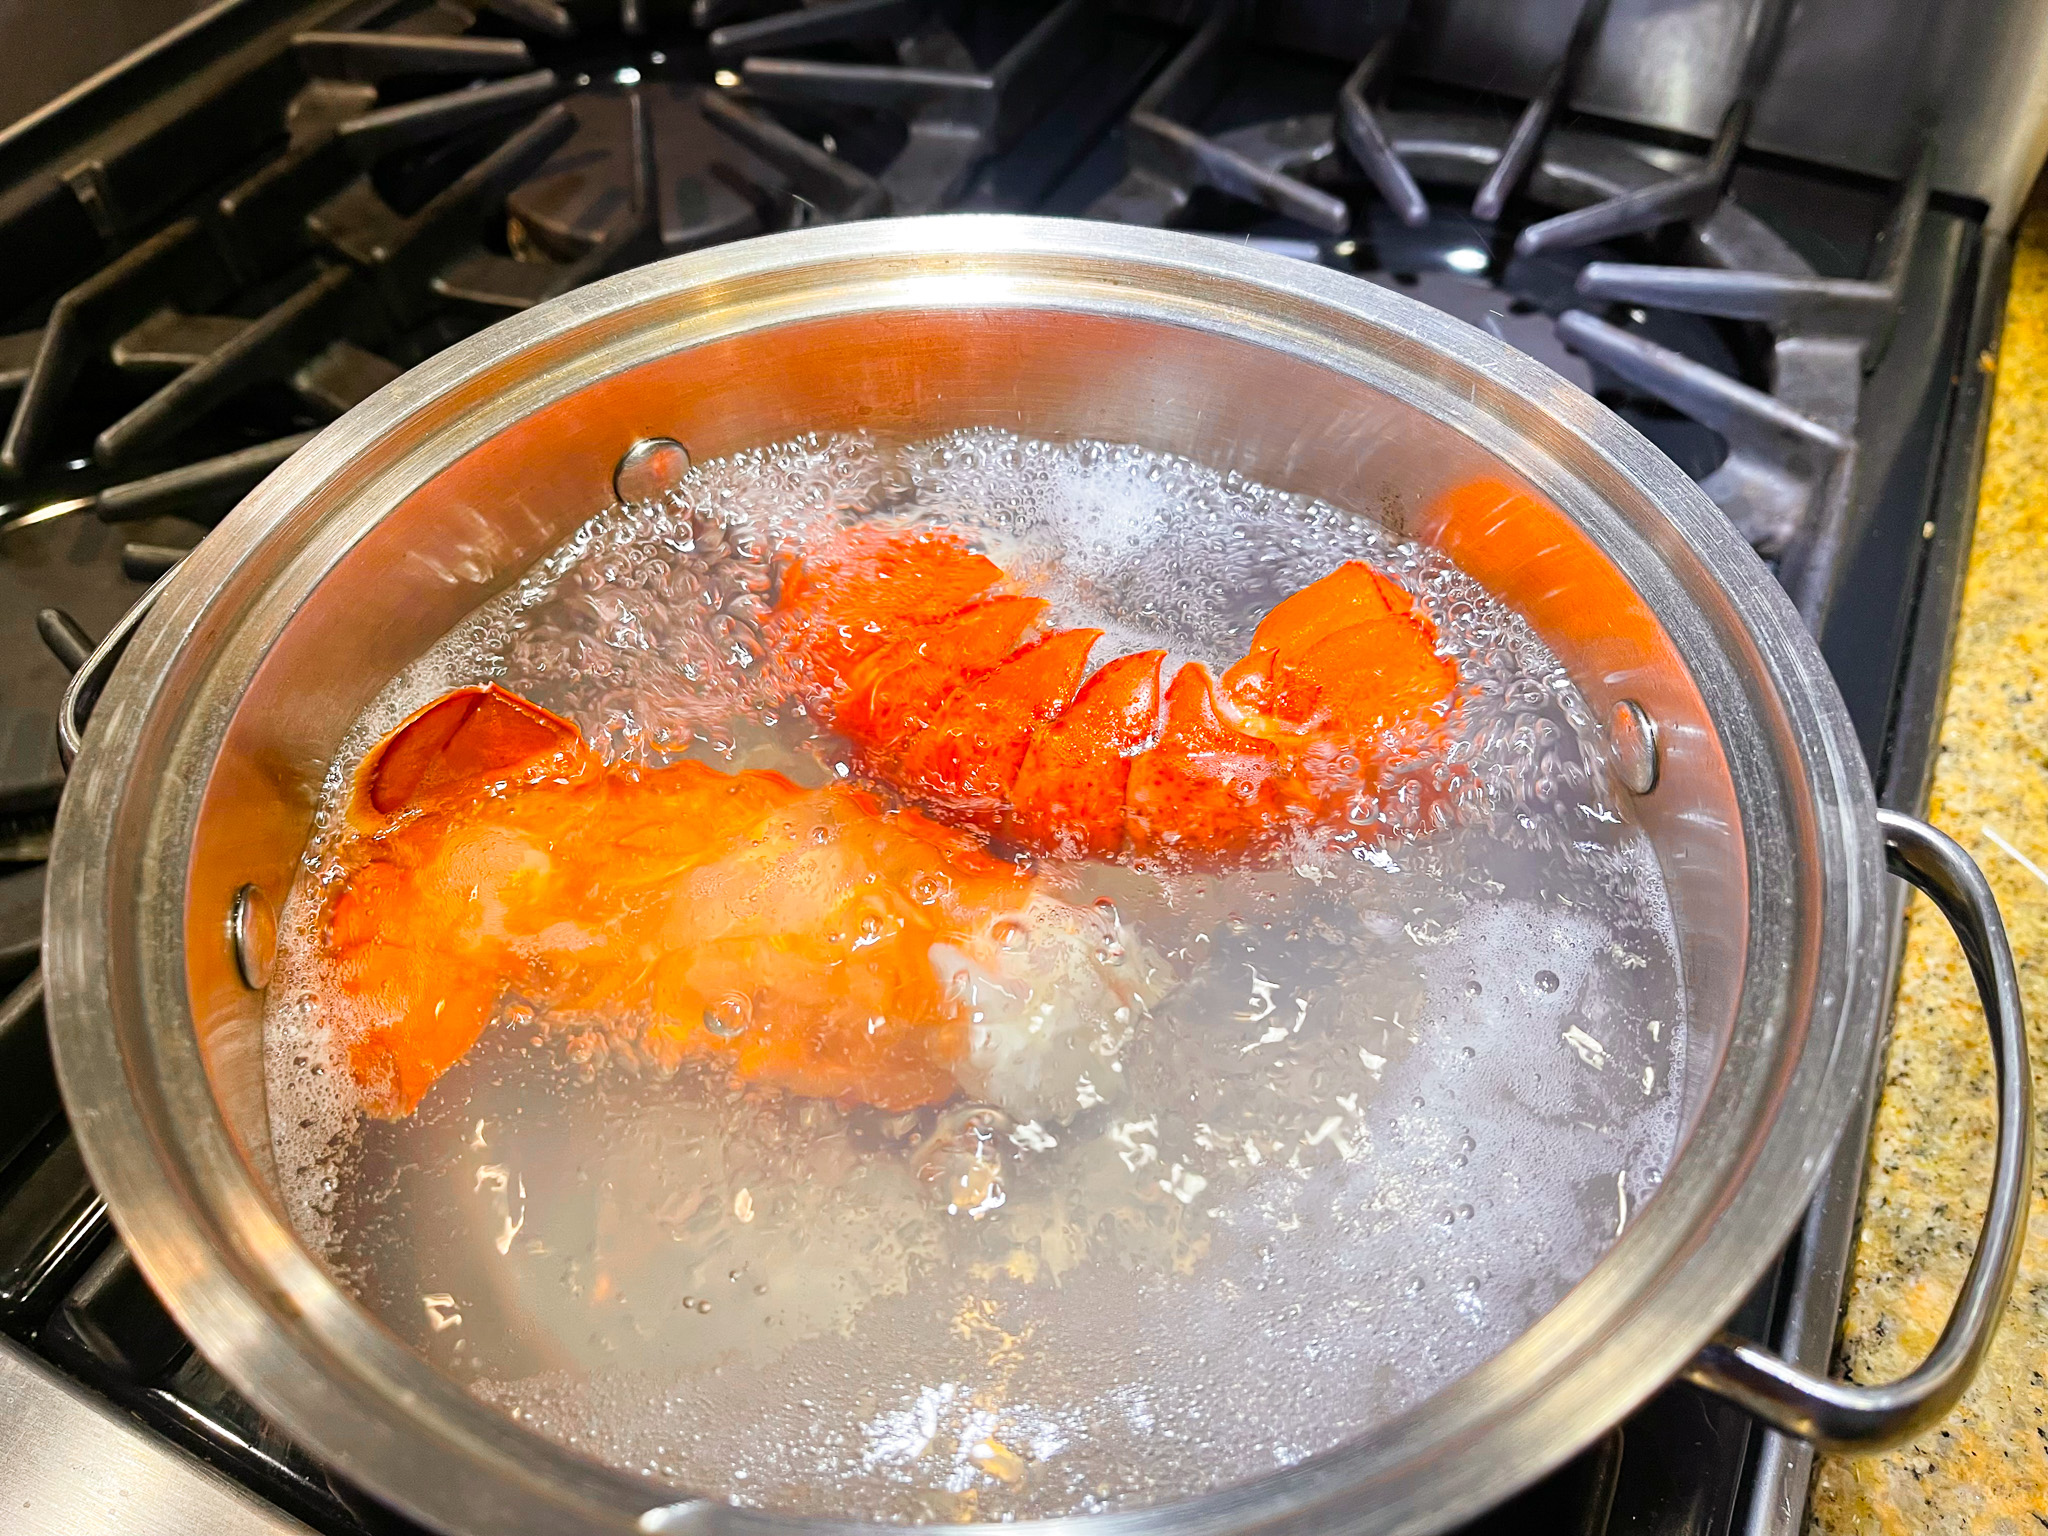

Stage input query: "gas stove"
[{"left": 0, "top": 2, "right": 2027, "bottom": 1533}]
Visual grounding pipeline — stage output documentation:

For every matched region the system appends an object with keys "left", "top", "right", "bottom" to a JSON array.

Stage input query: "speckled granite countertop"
[{"left": 1806, "top": 202, "right": 2048, "bottom": 1532}]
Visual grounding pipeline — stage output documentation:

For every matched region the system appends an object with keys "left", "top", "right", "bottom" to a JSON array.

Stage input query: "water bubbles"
[
  {"left": 917, "top": 1105, "right": 1011, "bottom": 1219},
  {"left": 703, "top": 993, "right": 752, "bottom": 1039},
  {"left": 1534, "top": 970, "right": 1560, "bottom": 993}
]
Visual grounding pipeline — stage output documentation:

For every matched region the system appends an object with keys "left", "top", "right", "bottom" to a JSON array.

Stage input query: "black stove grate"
[{"left": 0, "top": 4, "right": 2001, "bottom": 1535}]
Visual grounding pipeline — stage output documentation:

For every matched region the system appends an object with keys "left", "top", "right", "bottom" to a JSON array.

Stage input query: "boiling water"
[{"left": 264, "top": 430, "right": 1686, "bottom": 1520}]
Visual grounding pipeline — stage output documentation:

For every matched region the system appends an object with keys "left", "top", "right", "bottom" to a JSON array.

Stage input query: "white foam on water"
[{"left": 261, "top": 429, "right": 1688, "bottom": 1518}]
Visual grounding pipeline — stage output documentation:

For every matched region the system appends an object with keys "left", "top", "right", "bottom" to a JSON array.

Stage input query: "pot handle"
[
  {"left": 55, "top": 571, "right": 175, "bottom": 770},
  {"left": 1682, "top": 809, "right": 2033, "bottom": 1452}
]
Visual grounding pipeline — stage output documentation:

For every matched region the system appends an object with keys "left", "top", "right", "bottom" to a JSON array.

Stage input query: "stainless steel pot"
[{"left": 43, "top": 216, "right": 2031, "bottom": 1536}]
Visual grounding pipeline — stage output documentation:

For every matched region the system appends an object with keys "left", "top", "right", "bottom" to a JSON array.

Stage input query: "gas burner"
[
  {"left": 1086, "top": 75, "right": 1928, "bottom": 621},
  {"left": 0, "top": 1, "right": 1133, "bottom": 550},
  {"left": 708, "top": 0, "right": 1103, "bottom": 216},
  {"left": 0, "top": 0, "right": 1917, "bottom": 629}
]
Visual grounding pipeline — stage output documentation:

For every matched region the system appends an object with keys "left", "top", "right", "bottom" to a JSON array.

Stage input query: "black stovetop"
[{"left": 0, "top": 3, "right": 2007, "bottom": 1533}]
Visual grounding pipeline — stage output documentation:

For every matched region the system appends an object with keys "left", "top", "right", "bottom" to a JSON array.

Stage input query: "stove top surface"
[{"left": 0, "top": 3, "right": 2006, "bottom": 1534}]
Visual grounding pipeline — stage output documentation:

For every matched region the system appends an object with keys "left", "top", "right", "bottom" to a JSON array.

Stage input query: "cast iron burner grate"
[
  {"left": 0, "top": 4, "right": 1997, "bottom": 1536},
  {"left": 1073, "top": 3, "right": 1928, "bottom": 623}
]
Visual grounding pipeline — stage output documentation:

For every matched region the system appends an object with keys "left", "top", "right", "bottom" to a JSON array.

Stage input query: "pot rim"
[{"left": 43, "top": 214, "right": 1885, "bottom": 1536}]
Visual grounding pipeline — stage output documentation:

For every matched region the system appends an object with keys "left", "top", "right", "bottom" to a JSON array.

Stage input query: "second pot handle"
[
  {"left": 1682, "top": 809, "right": 2032, "bottom": 1452},
  {"left": 56, "top": 571, "right": 175, "bottom": 770}
]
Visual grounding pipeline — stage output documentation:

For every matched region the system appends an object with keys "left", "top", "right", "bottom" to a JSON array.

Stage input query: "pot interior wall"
[{"left": 182, "top": 304, "right": 1746, "bottom": 1230}]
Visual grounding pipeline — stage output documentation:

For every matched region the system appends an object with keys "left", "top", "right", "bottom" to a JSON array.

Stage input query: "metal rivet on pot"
[
  {"left": 1609, "top": 698, "right": 1660, "bottom": 795},
  {"left": 230, "top": 884, "right": 277, "bottom": 990},
  {"left": 613, "top": 437, "right": 692, "bottom": 504}
]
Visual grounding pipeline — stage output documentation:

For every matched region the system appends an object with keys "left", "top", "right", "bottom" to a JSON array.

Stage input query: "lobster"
[
  {"left": 325, "top": 685, "right": 1159, "bottom": 1119},
  {"left": 771, "top": 523, "right": 1458, "bottom": 858},
  {"left": 315, "top": 518, "right": 1457, "bottom": 1120}
]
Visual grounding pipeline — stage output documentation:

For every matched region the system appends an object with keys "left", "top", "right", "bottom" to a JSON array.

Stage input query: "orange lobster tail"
[
  {"left": 777, "top": 530, "right": 1461, "bottom": 861},
  {"left": 325, "top": 684, "right": 1038, "bottom": 1119}
]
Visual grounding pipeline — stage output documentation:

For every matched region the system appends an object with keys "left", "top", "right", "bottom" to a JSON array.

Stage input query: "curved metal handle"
[
  {"left": 56, "top": 571, "right": 174, "bottom": 770},
  {"left": 1683, "top": 809, "right": 2032, "bottom": 1452}
]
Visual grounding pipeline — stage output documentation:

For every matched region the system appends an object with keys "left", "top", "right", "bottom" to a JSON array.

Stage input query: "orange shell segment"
[
  {"left": 773, "top": 523, "right": 1004, "bottom": 689},
  {"left": 1124, "top": 662, "right": 1308, "bottom": 858},
  {"left": 1222, "top": 561, "right": 1421, "bottom": 707},
  {"left": 355, "top": 684, "right": 586, "bottom": 822},
  {"left": 832, "top": 594, "right": 1047, "bottom": 756},
  {"left": 1269, "top": 616, "right": 1457, "bottom": 735},
  {"left": 893, "top": 626, "right": 1101, "bottom": 812},
  {"left": 1009, "top": 648, "right": 1165, "bottom": 857}
]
